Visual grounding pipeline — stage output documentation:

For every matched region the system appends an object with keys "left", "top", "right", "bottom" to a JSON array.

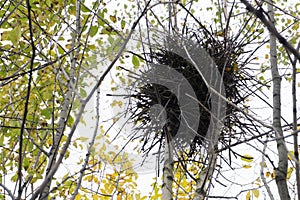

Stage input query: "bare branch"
[
  {"left": 260, "top": 141, "right": 275, "bottom": 200},
  {"left": 17, "top": 0, "right": 36, "bottom": 198},
  {"left": 0, "top": 183, "right": 16, "bottom": 200}
]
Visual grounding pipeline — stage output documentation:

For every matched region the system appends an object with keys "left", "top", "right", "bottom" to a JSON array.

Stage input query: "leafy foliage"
[{"left": 0, "top": 0, "right": 299, "bottom": 199}]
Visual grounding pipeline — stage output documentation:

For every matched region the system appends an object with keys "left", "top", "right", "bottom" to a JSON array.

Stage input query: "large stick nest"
[{"left": 117, "top": 27, "right": 266, "bottom": 159}]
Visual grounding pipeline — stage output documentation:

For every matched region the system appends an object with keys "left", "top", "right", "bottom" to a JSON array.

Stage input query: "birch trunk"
[
  {"left": 39, "top": 1, "right": 81, "bottom": 199},
  {"left": 193, "top": 144, "right": 217, "bottom": 200},
  {"left": 267, "top": 1, "right": 290, "bottom": 199},
  {"left": 162, "top": 134, "right": 174, "bottom": 200}
]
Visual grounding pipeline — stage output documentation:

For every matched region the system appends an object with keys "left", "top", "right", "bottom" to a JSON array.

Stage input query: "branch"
[
  {"left": 71, "top": 88, "right": 100, "bottom": 199},
  {"left": 38, "top": 0, "right": 83, "bottom": 198},
  {"left": 265, "top": 1, "right": 290, "bottom": 199},
  {"left": 291, "top": 43, "right": 300, "bottom": 199},
  {"left": 240, "top": 0, "right": 300, "bottom": 61},
  {"left": 260, "top": 141, "right": 275, "bottom": 200},
  {"left": 0, "top": 183, "right": 16, "bottom": 200},
  {"left": 29, "top": 1, "right": 152, "bottom": 199},
  {"left": 17, "top": 0, "right": 35, "bottom": 198}
]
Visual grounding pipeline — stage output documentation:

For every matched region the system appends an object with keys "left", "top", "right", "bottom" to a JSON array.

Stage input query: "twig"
[
  {"left": 29, "top": 1, "right": 152, "bottom": 199},
  {"left": 17, "top": 0, "right": 35, "bottom": 198},
  {"left": 240, "top": 0, "right": 300, "bottom": 61}
]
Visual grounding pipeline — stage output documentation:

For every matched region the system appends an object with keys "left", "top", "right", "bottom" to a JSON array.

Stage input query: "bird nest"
[{"left": 114, "top": 27, "right": 264, "bottom": 158}]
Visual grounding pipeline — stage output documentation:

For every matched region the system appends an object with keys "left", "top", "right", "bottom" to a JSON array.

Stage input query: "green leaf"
[
  {"left": 132, "top": 55, "right": 140, "bottom": 68},
  {"left": 11, "top": 173, "right": 18, "bottom": 182},
  {"left": 41, "top": 108, "right": 51, "bottom": 119},
  {"left": 67, "top": 115, "right": 74, "bottom": 127},
  {"left": 68, "top": 6, "right": 76, "bottom": 15},
  {"left": 79, "top": 137, "right": 89, "bottom": 142},
  {"left": 90, "top": 26, "right": 98, "bottom": 37},
  {"left": 7, "top": 26, "right": 21, "bottom": 45},
  {"left": 23, "top": 157, "right": 30, "bottom": 170},
  {"left": 80, "top": 88, "right": 87, "bottom": 98},
  {"left": 81, "top": 5, "right": 90, "bottom": 12},
  {"left": 121, "top": 20, "right": 125, "bottom": 29}
]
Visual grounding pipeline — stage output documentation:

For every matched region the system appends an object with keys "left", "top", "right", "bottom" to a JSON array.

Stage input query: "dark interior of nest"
[{"left": 130, "top": 36, "right": 243, "bottom": 157}]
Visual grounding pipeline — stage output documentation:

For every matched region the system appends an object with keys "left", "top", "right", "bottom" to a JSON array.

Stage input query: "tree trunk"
[
  {"left": 39, "top": 1, "right": 81, "bottom": 198},
  {"left": 193, "top": 145, "right": 217, "bottom": 200},
  {"left": 267, "top": 1, "right": 290, "bottom": 199},
  {"left": 162, "top": 134, "right": 174, "bottom": 200}
]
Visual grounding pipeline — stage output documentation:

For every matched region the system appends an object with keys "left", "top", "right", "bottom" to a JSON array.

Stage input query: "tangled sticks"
[{"left": 129, "top": 33, "right": 244, "bottom": 156}]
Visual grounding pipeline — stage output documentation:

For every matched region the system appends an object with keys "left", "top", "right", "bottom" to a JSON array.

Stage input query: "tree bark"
[
  {"left": 291, "top": 46, "right": 300, "bottom": 200},
  {"left": 267, "top": 1, "right": 290, "bottom": 199},
  {"left": 39, "top": 1, "right": 82, "bottom": 199},
  {"left": 162, "top": 133, "right": 174, "bottom": 200},
  {"left": 193, "top": 145, "right": 217, "bottom": 200}
]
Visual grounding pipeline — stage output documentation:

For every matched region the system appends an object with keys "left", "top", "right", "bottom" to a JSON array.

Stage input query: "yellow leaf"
[
  {"left": 255, "top": 177, "right": 261, "bottom": 184},
  {"left": 259, "top": 162, "right": 267, "bottom": 167},
  {"left": 111, "top": 100, "right": 122, "bottom": 108},
  {"left": 135, "top": 194, "right": 147, "bottom": 200},
  {"left": 241, "top": 154, "right": 254, "bottom": 163},
  {"left": 75, "top": 193, "right": 82, "bottom": 200},
  {"left": 266, "top": 171, "right": 271, "bottom": 178},
  {"left": 110, "top": 15, "right": 117, "bottom": 23},
  {"left": 271, "top": 171, "right": 276, "bottom": 179},
  {"left": 92, "top": 194, "right": 101, "bottom": 200},
  {"left": 246, "top": 191, "right": 251, "bottom": 200},
  {"left": 286, "top": 167, "right": 294, "bottom": 180},
  {"left": 288, "top": 150, "right": 294, "bottom": 160},
  {"left": 112, "top": 117, "right": 118, "bottom": 123},
  {"left": 233, "top": 62, "right": 239, "bottom": 72},
  {"left": 265, "top": 54, "right": 269, "bottom": 59},
  {"left": 79, "top": 137, "right": 89, "bottom": 142},
  {"left": 253, "top": 189, "right": 260, "bottom": 198},
  {"left": 225, "top": 67, "right": 232, "bottom": 72},
  {"left": 292, "top": 23, "right": 299, "bottom": 30},
  {"left": 93, "top": 176, "right": 99, "bottom": 183},
  {"left": 215, "top": 30, "right": 225, "bottom": 37},
  {"left": 242, "top": 164, "right": 252, "bottom": 169}
]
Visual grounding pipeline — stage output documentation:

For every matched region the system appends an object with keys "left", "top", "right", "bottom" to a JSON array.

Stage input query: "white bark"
[
  {"left": 267, "top": 1, "right": 290, "bottom": 199},
  {"left": 29, "top": 3, "right": 152, "bottom": 199},
  {"left": 162, "top": 135, "right": 174, "bottom": 200},
  {"left": 193, "top": 144, "right": 217, "bottom": 200}
]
